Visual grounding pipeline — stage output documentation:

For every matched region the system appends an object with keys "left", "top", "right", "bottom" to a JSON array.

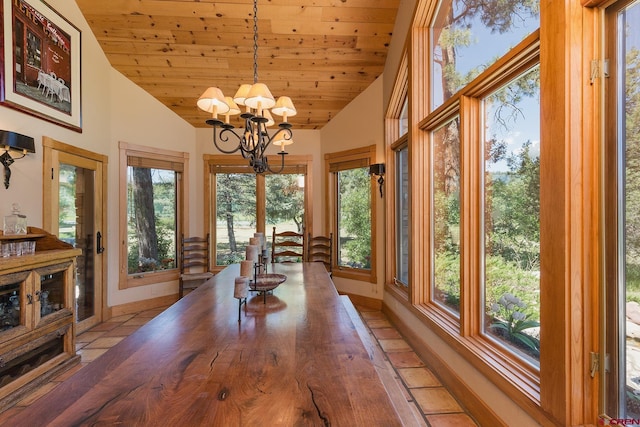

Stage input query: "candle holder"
[{"left": 234, "top": 276, "right": 249, "bottom": 322}]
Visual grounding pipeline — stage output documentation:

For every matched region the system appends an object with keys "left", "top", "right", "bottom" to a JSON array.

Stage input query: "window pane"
[
  {"left": 337, "top": 167, "right": 371, "bottom": 269},
  {"left": 396, "top": 146, "right": 409, "bottom": 285},
  {"left": 483, "top": 66, "right": 540, "bottom": 363},
  {"left": 399, "top": 96, "right": 409, "bottom": 137},
  {"left": 432, "top": 117, "right": 461, "bottom": 313},
  {"left": 127, "top": 167, "right": 177, "bottom": 274},
  {"left": 610, "top": 0, "right": 640, "bottom": 417},
  {"left": 431, "top": 0, "right": 540, "bottom": 111},
  {"left": 266, "top": 173, "right": 305, "bottom": 234},
  {"left": 215, "top": 173, "right": 257, "bottom": 266}
]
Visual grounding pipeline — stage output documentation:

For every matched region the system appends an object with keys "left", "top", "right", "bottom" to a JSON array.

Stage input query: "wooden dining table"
[{"left": 2, "top": 262, "right": 403, "bottom": 426}]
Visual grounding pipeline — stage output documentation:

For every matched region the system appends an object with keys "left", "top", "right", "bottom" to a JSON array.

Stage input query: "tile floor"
[
  {"left": 3, "top": 305, "right": 479, "bottom": 426},
  {"left": 355, "top": 306, "right": 479, "bottom": 427}
]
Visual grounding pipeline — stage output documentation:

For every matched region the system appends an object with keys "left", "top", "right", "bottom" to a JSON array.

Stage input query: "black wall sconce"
[
  {"left": 369, "top": 163, "right": 385, "bottom": 198},
  {"left": 0, "top": 130, "right": 35, "bottom": 189}
]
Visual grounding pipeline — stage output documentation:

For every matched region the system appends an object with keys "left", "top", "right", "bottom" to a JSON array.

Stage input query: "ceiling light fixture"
[{"left": 197, "top": 0, "right": 296, "bottom": 174}]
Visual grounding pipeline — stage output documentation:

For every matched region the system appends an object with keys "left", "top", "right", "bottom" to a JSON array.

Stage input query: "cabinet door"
[
  {"left": 0, "top": 270, "right": 33, "bottom": 342},
  {"left": 33, "top": 262, "right": 74, "bottom": 327}
]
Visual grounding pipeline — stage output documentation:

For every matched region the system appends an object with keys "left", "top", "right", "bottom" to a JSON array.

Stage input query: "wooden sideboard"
[{"left": 0, "top": 227, "right": 81, "bottom": 411}]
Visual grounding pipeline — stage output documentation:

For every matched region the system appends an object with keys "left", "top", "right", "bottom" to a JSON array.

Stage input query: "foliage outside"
[
  {"left": 127, "top": 167, "right": 176, "bottom": 274},
  {"left": 483, "top": 68, "right": 540, "bottom": 360},
  {"left": 337, "top": 167, "right": 371, "bottom": 269},
  {"left": 626, "top": 47, "right": 640, "bottom": 303},
  {"left": 427, "top": 0, "right": 541, "bottom": 360},
  {"left": 215, "top": 173, "right": 304, "bottom": 266},
  {"left": 489, "top": 293, "right": 540, "bottom": 357}
]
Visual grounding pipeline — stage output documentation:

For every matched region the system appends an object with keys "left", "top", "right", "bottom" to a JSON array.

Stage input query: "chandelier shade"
[
  {"left": 272, "top": 96, "right": 297, "bottom": 120},
  {"left": 196, "top": 0, "right": 296, "bottom": 174},
  {"left": 197, "top": 87, "right": 230, "bottom": 118},
  {"left": 244, "top": 83, "right": 276, "bottom": 111}
]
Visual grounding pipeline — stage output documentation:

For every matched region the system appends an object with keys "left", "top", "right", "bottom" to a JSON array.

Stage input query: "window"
[
  {"left": 399, "top": 97, "right": 409, "bottom": 137},
  {"left": 383, "top": 0, "right": 541, "bottom": 415},
  {"left": 265, "top": 173, "right": 305, "bottom": 236},
  {"left": 482, "top": 66, "right": 541, "bottom": 364},
  {"left": 396, "top": 144, "right": 409, "bottom": 286},
  {"left": 387, "top": 53, "right": 410, "bottom": 290},
  {"left": 430, "top": 0, "right": 539, "bottom": 111},
  {"left": 604, "top": 0, "right": 640, "bottom": 418},
  {"left": 336, "top": 167, "right": 371, "bottom": 269},
  {"left": 215, "top": 172, "right": 256, "bottom": 265},
  {"left": 206, "top": 157, "right": 311, "bottom": 270},
  {"left": 119, "top": 142, "right": 188, "bottom": 288},
  {"left": 26, "top": 30, "right": 41, "bottom": 68},
  {"left": 326, "top": 145, "right": 377, "bottom": 282},
  {"left": 432, "top": 117, "right": 461, "bottom": 314}
]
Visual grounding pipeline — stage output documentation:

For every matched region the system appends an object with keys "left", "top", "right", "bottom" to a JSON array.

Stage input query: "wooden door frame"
[{"left": 42, "top": 136, "right": 109, "bottom": 331}]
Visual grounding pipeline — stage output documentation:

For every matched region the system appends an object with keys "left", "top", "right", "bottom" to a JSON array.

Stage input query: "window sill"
[
  {"left": 120, "top": 269, "right": 178, "bottom": 289},
  {"left": 333, "top": 266, "right": 376, "bottom": 283}
]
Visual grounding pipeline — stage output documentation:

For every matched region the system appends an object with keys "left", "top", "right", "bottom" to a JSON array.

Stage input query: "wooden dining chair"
[
  {"left": 307, "top": 232, "right": 333, "bottom": 276},
  {"left": 271, "top": 227, "right": 305, "bottom": 263},
  {"left": 179, "top": 234, "right": 213, "bottom": 298}
]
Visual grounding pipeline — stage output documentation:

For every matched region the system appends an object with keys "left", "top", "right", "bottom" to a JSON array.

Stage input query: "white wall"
[
  {"left": 0, "top": 0, "right": 194, "bottom": 307},
  {"left": 320, "top": 77, "right": 386, "bottom": 300}
]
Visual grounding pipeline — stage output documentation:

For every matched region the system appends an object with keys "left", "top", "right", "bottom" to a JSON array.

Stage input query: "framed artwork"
[{"left": 1, "top": 0, "right": 81, "bottom": 131}]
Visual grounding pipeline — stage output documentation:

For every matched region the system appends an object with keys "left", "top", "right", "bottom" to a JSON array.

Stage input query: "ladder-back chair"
[
  {"left": 307, "top": 232, "right": 333, "bottom": 276},
  {"left": 179, "top": 234, "right": 213, "bottom": 298},
  {"left": 271, "top": 227, "right": 305, "bottom": 263}
]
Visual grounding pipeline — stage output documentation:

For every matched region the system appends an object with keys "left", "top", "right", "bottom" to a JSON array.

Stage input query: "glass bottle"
[{"left": 3, "top": 203, "right": 27, "bottom": 235}]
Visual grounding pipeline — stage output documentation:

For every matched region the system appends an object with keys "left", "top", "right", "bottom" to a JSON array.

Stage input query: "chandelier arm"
[
  {"left": 261, "top": 127, "right": 293, "bottom": 153},
  {"left": 212, "top": 126, "right": 243, "bottom": 154},
  {"left": 265, "top": 152, "right": 287, "bottom": 174}
]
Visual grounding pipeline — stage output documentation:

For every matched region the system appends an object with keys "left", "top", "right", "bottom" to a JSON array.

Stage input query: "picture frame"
[{"left": 1, "top": 0, "right": 82, "bottom": 131}]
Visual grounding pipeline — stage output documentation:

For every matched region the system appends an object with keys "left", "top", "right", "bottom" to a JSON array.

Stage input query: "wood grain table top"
[{"left": 3, "top": 262, "right": 402, "bottom": 426}]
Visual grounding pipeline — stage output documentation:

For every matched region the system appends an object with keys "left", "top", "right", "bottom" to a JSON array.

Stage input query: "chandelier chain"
[
  {"left": 199, "top": 0, "right": 294, "bottom": 174},
  {"left": 253, "top": 0, "right": 259, "bottom": 84}
]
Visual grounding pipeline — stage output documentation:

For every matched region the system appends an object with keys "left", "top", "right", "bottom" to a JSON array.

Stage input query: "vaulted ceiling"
[{"left": 74, "top": 0, "right": 401, "bottom": 130}]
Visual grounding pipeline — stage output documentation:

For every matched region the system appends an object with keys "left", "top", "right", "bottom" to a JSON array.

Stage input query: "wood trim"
[
  {"left": 339, "top": 291, "right": 383, "bottom": 311},
  {"left": 581, "top": 0, "right": 608, "bottom": 7},
  {"left": 460, "top": 95, "right": 481, "bottom": 338},
  {"left": 118, "top": 142, "right": 187, "bottom": 289},
  {"left": 41, "top": 137, "right": 109, "bottom": 329},
  {"left": 539, "top": 2, "right": 600, "bottom": 424},
  {"left": 409, "top": 25, "right": 430, "bottom": 307},
  {"left": 110, "top": 294, "right": 178, "bottom": 317},
  {"left": 384, "top": 49, "right": 408, "bottom": 290},
  {"left": 324, "top": 145, "right": 378, "bottom": 284}
]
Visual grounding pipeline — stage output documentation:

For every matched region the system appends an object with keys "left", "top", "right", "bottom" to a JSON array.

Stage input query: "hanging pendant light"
[{"left": 197, "top": 0, "right": 296, "bottom": 174}]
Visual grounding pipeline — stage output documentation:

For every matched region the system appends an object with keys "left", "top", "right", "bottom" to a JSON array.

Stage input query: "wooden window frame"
[
  {"left": 325, "top": 145, "right": 378, "bottom": 283},
  {"left": 118, "top": 141, "right": 189, "bottom": 289},
  {"left": 384, "top": 0, "right": 605, "bottom": 424},
  {"left": 203, "top": 154, "right": 313, "bottom": 273},
  {"left": 386, "top": 50, "right": 411, "bottom": 293}
]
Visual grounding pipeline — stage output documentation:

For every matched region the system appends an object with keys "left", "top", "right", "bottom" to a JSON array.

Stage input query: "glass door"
[
  {"left": 43, "top": 141, "right": 105, "bottom": 334},
  {"left": 604, "top": 0, "right": 640, "bottom": 418}
]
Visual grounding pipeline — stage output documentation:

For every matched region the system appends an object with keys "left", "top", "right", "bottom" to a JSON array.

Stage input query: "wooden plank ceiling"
[{"left": 74, "top": 0, "right": 401, "bottom": 130}]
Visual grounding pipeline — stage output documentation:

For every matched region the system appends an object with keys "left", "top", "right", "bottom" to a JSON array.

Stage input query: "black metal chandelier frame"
[{"left": 204, "top": 0, "right": 293, "bottom": 174}]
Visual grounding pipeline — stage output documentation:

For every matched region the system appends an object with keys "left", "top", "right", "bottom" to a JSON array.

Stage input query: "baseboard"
[
  {"left": 111, "top": 294, "right": 178, "bottom": 318},
  {"left": 338, "top": 291, "right": 382, "bottom": 310},
  {"left": 383, "top": 302, "right": 505, "bottom": 427}
]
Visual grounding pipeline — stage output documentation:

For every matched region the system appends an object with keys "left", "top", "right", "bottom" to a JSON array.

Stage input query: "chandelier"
[{"left": 196, "top": 0, "right": 296, "bottom": 174}]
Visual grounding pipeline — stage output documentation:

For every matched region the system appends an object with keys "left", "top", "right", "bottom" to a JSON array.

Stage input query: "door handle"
[{"left": 96, "top": 231, "right": 105, "bottom": 254}]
